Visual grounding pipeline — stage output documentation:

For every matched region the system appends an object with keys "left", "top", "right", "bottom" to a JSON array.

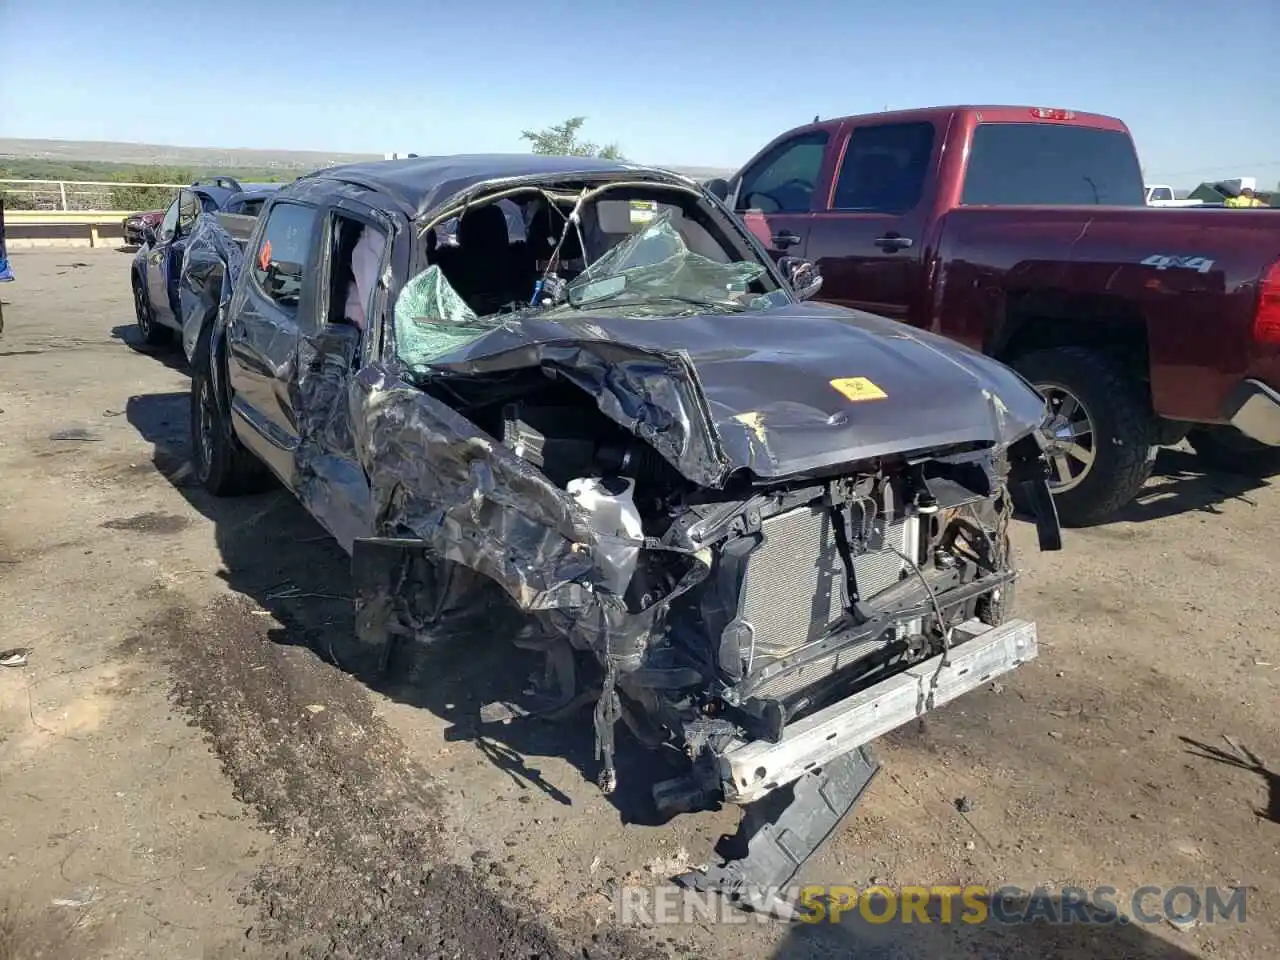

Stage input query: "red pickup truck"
[{"left": 707, "top": 105, "right": 1280, "bottom": 526}]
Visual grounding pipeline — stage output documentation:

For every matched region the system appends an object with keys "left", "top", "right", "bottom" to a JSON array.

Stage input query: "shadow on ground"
[
  {"left": 766, "top": 892, "right": 1207, "bottom": 959},
  {"left": 123, "top": 389, "right": 679, "bottom": 826},
  {"left": 110, "top": 322, "right": 190, "bottom": 374},
  {"left": 1110, "top": 447, "right": 1273, "bottom": 525},
  {"left": 1179, "top": 735, "right": 1279, "bottom": 825}
]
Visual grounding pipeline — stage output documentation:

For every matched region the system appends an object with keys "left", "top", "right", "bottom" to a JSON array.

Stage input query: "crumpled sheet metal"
[
  {"left": 400, "top": 309, "right": 1048, "bottom": 492},
  {"left": 393, "top": 212, "right": 1047, "bottom": 489},
  {"left": 293, "top": 322, "right": 372, "bottom": 553},
  {"left": 179, "top": 213, "right": 244, "bottom": 363},
  {"left": 350, "top": 364, "right": 706, "bottom": 668}
]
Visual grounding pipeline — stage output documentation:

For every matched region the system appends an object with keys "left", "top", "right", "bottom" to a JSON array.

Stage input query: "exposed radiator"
[{"left": 738, "top": 504, "right": 916, "bottom": 664}]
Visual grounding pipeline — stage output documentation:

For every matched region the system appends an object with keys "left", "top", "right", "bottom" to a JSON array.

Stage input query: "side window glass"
[
  {"left": 252, "top": 202, "right": 317, "bottom": 313},
  {"left": 158, "top": 197, "right": 180, "bottom": 242},
  {"left": 177, "top": 190, "right": 201, "bottom": 233},
  {"left": 735, "top": 132, "right": 829, "bottom": 214},
  {"left": 832, "top": 122, "right": 935, "bottom": 214}
]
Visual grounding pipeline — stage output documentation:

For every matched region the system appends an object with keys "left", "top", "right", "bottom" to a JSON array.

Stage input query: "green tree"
[
  {"left": 519, "top": 117, "right": 624, "bottom": 160},
  {"left": 108, "top": 166, "right": 192, "bottom": 212}
]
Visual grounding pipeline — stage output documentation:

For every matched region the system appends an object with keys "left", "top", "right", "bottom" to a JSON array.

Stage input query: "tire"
[
  {"left": 1012, "top": 347, "right": 1156, "bottom": 527},
  {"left": 190, "top": 344, "right": 269, "bottom": 496},
  {"left": 133, "top": 275, "right": 173, "bottom": 347},
  {"left": 1187, "top": 425, "right": 1280, "bottom": 478}
]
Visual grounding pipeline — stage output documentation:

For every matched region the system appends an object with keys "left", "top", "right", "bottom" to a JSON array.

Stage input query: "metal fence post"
[{"left": 59, "top": 181, "right": 68, "bottom": 211}]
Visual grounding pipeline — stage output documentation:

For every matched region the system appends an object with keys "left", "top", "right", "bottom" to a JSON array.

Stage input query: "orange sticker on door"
[
  {"left": 258, "top": 239, "right": 272, "bottom": 272},
  {"left": 829, "top": 377, "right": 888, "bottom": 402}
]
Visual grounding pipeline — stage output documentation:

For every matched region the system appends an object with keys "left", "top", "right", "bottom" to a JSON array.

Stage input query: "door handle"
[
  {"left": 874, "top": 234, "right": 914, "bottom": 252},
  {"left": 772, "top": 231, "right": 803, "bottom": 249}
]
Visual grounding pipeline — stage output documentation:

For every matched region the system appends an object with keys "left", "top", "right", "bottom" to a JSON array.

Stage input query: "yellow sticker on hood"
[{"left": 830, "top": 377, "right": 887, "bottom": 402}]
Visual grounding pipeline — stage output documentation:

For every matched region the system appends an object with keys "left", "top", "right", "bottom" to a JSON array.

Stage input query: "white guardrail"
[
  {"left": 0, "top": 178, "right": 187, "bottom": 211},
  {"left": 1, "top": 179, "right": 189, "bottom": 248}
]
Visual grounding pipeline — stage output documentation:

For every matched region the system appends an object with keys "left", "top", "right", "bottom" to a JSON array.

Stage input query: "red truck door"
[
  {"left": 730, "top": 127, "right": 835, "bottom": 260},
  {"left": 804, "top": 118, "right": 941, "bottom": 324}
]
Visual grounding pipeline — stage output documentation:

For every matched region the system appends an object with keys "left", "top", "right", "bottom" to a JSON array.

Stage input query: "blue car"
[{"left": 130, "top": 177, "right": 280, "bottom": 346}]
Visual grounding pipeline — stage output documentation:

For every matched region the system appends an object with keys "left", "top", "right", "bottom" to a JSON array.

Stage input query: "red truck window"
[
  {"left": 960, "top": 123, "right": 1145, "bottom": 206},
  {"left": 735, "top": 131, "right": 829, "bottom": 214},
  {"left": 832, "top": 122, "right": 935, "bottom": 214}
]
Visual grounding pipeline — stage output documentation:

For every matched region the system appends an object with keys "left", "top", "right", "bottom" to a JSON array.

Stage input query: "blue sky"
[{"left": 1, "top": 0, "right": 1276, "bottom": 187}]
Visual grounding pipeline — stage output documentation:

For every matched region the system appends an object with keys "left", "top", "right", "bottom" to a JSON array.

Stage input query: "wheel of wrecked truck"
[
  {"left": 193, "top": 372, "right": 219, "bottom": 486},
  {"left": 189, "top": 350, "right": 269, "bottom": 497},
  {"left": 1012, "top": 347, "right": 1156, "bottom": 528},
  {"left": 1187, "top": 425, "right": 1280, "bottom": 478},
  {"left": 133, "top": 278, "right": 171, "bottom": 347}
]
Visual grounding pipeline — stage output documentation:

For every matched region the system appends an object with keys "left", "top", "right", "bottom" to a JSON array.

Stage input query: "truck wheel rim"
[
  {"left": 1038, "top": 383, "right": 1096, "bottom": 494},
  {"left": 196, "top": 376, "right": 217, "bottom": 480}
]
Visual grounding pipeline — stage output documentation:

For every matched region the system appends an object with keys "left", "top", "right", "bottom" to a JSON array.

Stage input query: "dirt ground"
[{"left": 0, "top": 248, "right": 1276, "bottom": 960}]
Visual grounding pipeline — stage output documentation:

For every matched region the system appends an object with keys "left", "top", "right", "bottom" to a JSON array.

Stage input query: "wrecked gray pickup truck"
[{"left": 179, "top": 154, "right": 1062, "bottom": 908}]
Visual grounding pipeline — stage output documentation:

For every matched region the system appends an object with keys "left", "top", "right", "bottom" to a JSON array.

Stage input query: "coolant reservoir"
[{"left": 567, "top": 476, "right": 643, "bottom": 596}]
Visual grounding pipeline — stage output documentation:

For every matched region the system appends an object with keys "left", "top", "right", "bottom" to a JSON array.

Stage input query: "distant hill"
[
  {"left": 0, "top": 137, "right": 377, "bottom": 171},
  {"left": 0, "top": 138, "right": 736, "bottom": 180}
]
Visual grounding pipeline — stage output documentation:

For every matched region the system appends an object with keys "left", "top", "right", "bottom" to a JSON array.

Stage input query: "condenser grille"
[{"left": 739, "top": 505, "right": 914, "bottom": 663}]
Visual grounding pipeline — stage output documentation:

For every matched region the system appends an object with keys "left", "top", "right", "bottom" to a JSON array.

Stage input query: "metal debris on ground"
[
  {"left": 48, "top": 427, "right": 102, "bottom": 441},
  {"left": 955, "top": 796, "right": 974, "bottom": 813},
  {"left": 51, "top": 888, "right": 101, "bottom": 908},
  {"left": 0, "top": 647, "right": 31, "bottom": 667}
]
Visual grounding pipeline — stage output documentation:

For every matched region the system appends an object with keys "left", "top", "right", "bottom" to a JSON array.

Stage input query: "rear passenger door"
[
  {"left": 730, "top": 129, "right": 832, "bottom": 260},
  {"left": 225, "top": 199, "right": 321, "bottom": 485},
  {"left": 805, "top": 120, "right": 938, "bottom": 324}
]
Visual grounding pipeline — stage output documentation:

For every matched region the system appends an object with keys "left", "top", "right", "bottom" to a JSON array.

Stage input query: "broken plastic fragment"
[{"left": 0, "top": 647, "right": 30, "bottom": 668}]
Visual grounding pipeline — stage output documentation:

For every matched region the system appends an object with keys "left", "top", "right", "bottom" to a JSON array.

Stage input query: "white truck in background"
[{"left": 1145, "top": 184, "right": 1204, "bottom": 207}]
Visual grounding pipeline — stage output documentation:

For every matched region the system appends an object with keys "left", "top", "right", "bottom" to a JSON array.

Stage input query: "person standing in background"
[
  {"left": 1225, "top": 187, "right": 1267, "bottom": 208},
  {"left": 0, "top": 194, "right": 12, "bottom": 335}
]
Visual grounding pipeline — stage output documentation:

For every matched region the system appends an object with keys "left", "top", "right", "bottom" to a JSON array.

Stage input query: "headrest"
[{"left": 457, "top": 204, "right": 510, "bottom": 250}]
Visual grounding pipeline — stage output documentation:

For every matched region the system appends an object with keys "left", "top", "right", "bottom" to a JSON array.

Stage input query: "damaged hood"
[{"left": 417, "top": 302, "right": 1047, "bottom": 484}]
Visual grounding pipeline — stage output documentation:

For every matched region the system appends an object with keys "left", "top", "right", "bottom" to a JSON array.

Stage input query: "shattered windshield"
[
  {"left": 394, "top": 265, "right": 501, "bottom": 373},
  {"left": 560, "top": 211, "right": 782, "bottom": 315},
  {"left": 394, "top": 208, "right": 787, "bottom": 372}
]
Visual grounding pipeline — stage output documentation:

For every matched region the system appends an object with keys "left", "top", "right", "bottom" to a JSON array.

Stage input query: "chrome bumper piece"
[
  {"left": 720, "top": 617, "right": 1038, "bottom": 803},
  {"left": 1227, "top": 378, "right": 1280, "bottom": 446}
]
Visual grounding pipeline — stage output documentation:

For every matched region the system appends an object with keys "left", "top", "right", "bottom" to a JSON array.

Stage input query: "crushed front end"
[{"left": 347, "top": 186, "right": 1061, "bottom": 911}]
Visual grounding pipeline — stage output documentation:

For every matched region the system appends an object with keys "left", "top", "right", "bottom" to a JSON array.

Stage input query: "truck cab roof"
[{"left": 790, "top": 105, "right": 1130, "bottom": 138}]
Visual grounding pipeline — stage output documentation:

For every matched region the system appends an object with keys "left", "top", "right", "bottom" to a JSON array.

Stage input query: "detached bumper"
[
  {"left": 1226, "top": 379, "right": 1280, "bottom": 447},
  {"left": 719, "top": 617, "right": 1037, "bottom": 804}
]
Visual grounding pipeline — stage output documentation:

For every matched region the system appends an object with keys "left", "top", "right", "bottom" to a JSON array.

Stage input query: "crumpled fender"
[
  {"left": 178, "top": 213, "right": 244, "bottom": 363},
  {"left": 349, "top": 364, "right": 708, "bottom": 668}
]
